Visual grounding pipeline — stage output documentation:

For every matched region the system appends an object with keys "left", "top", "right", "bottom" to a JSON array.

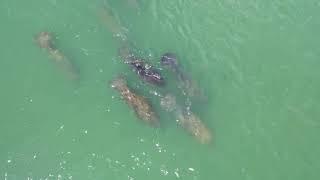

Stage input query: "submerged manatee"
[
  {"left": 111, "top": 76, "right": 159, "bottom": 127},
  {"left": 35, "top": 32, "right": 79, "bottom": 81},
  {"left": 161, "top": 52, "right": 205, "bottom": 100},
  {"left": 160, "top": 94, "right": 212, "bottom": 144}
]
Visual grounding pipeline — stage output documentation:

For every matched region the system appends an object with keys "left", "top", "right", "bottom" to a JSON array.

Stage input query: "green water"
[{"left": 1, "top": 0, "right": 320, "bottom": 179}]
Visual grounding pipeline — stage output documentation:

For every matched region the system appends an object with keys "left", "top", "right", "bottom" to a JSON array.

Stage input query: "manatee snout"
[{"left": 161, "top": 52, "right": 178, "bottom": 68}]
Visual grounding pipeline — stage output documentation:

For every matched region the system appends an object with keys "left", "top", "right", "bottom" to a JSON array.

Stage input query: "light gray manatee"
[
  {"left": 35, "top": 31, "right": 79, "bottom": 81},
  {"left": 111, "top": 76, "right": 160, "bottom": 127},
  {"left": 160, "top": 94, "right": 212, "bottom": 144}
]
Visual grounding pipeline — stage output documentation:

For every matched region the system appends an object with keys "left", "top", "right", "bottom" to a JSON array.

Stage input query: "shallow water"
[{"left": 1, "top": 0, "right": 320, "bottom": 179}]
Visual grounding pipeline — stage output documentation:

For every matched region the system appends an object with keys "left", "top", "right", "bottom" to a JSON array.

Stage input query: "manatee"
[
  {"left": 160, "top": 94, "right": 212, "bottom": 144},
  {"left": 161, "top": 52, "right": 205, "bottom": 100},
  {"left": 119, "top": 46, "right": 165, "bottom": 86},
  {"left": 35, "top": 31, "right": 79, "bottom": 81},
  {"left": 128, "top": 60, "right": 164, "bottom": 86},
  {"left": 111, "top": 76, "right": 159, "bottom": 127}
]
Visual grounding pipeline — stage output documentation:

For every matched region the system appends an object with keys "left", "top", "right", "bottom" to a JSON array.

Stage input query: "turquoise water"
[{"left": 1, "top": 0, "right": 320, "bottom": 179}]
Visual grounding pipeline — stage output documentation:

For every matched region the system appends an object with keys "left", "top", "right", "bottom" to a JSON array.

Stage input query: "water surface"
[{"left": 0, "top": 0, "right": 319, "bottom": 179}]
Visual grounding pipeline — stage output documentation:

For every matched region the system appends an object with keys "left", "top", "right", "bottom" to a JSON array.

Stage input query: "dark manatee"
[
  {"left": 161, "top": 52, "right": 191, "bottom": 85},
  {"left": 128, "top": 60, "right": 164, "bottom": 86},
  {"left": 161, "top": 52, "right": 206, "bottom": 100},
  {"left": 119, "top": 46, "right": 165, "bottom": 86},
  {"left": 161, "top": 52, "right": 179, "bottom": 71}
]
